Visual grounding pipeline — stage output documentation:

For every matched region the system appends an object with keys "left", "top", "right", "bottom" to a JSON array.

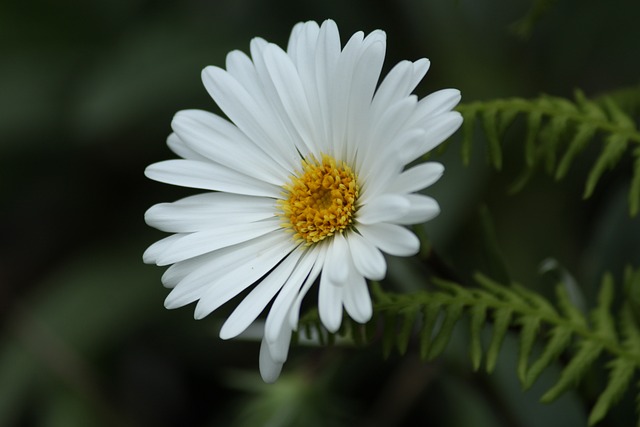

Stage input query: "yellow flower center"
[{"left": 279, "top": 154, "right": 359, "bottom": 244}]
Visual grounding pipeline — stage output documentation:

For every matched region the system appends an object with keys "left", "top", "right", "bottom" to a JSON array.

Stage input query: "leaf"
[
  {"left": 508, "top": 165, "right": 536, "bottom": 194},
  {"left": 584, "top": 133, "right": 629, "bottom": 198},
  {"left": 497, "top": 106, "right": 519, "bottom": 135},
  {"left": 486, "top": 308, "right": 513, "bottom": 373},
  {"left": 630, "top": 147, "right": 640, "bottom": 216},
  {"left": 297, "top": 267, "right": 640, "bottom": 423},
  {"left": 624, "top": 267, "right": 640, "bottom": 327},
  {"left": 461, "top": 108, "right": 477, "bottom": 165},
  {"left": 555, "top": 284, "right": 587, "bottom": 328},
  {"left": 555, "top": 123, "right": 597, "bottom": 180},
  {"left": 524, "top": 110, "right": 543, "bottom": 167},
  {"left": 588, "top": 358, "right": 636, "bottom": 425},
  {"left": 419, "top": 303, "right": 441, "bottom": 360},
  {"left": 540, "top": 340, "right": 603, "bottom": 402},
  {"left": 540, "top": 114, "right": 568, "bottom": 173},
  {"left": 576, "top": 89, "right": 607, "bottom": 120},
  {"left": 397, "top": 307, "right": 418, "bottom": 355},
  {"left": 474, "top": 273, "right": 514, "bottom": 300},
  {"left": 591, "top": 273, "right": 617, "bottom": 341},
  {"left": 603, "top": 96, "right": 636, "bottom": 129},
  {"left": 524, "top": 325, "right": 573, "bottom": 389},
  {"left": 620, "top": 304, "right": 640, "bottom": 355},
  {"left": 482, "top": 107, "right": 502, "bottom": 169},
  {"left": 469, "top": 303, "right": 487, "bottom": 371},
  {"left": 456, "top": 88, "right": 640, "bottom": 214},
  {"left": 428, "top": 302, "right": 464, "bottom": 360},
  {"left": 513, "top": 284, "right": 558, "bottom": 317},
  {"left": 516, "top": 315, "right": 541, "bottom": 383}
]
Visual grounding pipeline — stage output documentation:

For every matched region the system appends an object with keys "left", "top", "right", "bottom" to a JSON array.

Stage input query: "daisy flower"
[{"left": 143, "top": 19, "right": 462, "bottom": 382}]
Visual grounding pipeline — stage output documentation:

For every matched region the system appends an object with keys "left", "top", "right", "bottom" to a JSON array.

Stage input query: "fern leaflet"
[
  {"left": 457, "top": 89, "right": 640, "bottom": 215},
  {"left": 297, "top": 269, "right": 640, "bottom": 425}
]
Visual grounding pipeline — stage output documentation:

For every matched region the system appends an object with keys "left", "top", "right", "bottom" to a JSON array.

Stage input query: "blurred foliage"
[
  {"left": 2, "top": 0, "right": 640, "bottom": 426},
  {"left": 457, "top": 88, "right": 640, "bottom": 214}
]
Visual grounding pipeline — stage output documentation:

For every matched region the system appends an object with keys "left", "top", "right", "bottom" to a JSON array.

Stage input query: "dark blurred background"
[{"left": 2, "top": 0, "right": 639, "bottom": 426}]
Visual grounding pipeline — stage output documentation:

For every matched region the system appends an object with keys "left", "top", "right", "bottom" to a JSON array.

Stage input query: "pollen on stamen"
[{"left": 278, "top": 154, "right": 359, "bottom": 245}]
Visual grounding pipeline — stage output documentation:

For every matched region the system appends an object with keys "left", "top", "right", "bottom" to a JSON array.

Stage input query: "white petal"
[
  {"left": 318, "top": 270, "right": 344, "bottom": 333},
  {"left": 143, "top": 234, "right": 182, "bottom": 265},
  {"left": 166, "top": 133, "right": 208, "bottom": 161},
  {"left": 357, "top": 129, "right": 425, "bottom": 205},
  {"left": 343, "top": 270, "right": 372, "bottom": 323},
  {"left": 288, "top": 243, "right": 327, "bottom": 328},
  {"left": 259, "top": 338, "right": 283, "bottom": 383},
  {"left": 356, "top": 194, "right": 411, "bottom": 225},
  {"left": 262, "top": 43, "right": 318, "bottom": 156},
  {"left": 327, "top": 30, "right": 364, "bottom": 157},
  {"left": 343, "top": 31, "right": 386, "bottom": 163},
  {"left": 386, "top": 162, "right": 444, "bottom": 194},
  {"left": 155, "top": 218, "right": 282, "bottom": 266},
  {"left": 357, "top": 96, "right": 417, "bottom": 191},
  {"left": 144, "top": 194, "right": 276, "bottom": 233},
  {"left": 286, "top": 21, "right": 306, "bottom": 60},
  {"left": 259, "top": 324, "right": 293, "bottom": 383},
  {"left": 265, "top": 248, "right": 319, "bottom": 343},
  {"left": 357, "top": 223, "right": 420, "bottom": 257},
  {"left": 406, "top": 88, "right": 462, "bottom": 128},
  {"left": 325, "top": 232, "right": 349, "bottom": 285},
  {"left": 172, "top": 110, "right": 287, "bottom": 185},
  {"left": 392, "top": 194, "right": 440, "bottom": 225},
  {"left": 163, "top": 231, "right": 288, "bottom": 310},
  {"left": 145, "top": 159, "right": 282, "bottom": 198},
  {"left": 401, "top": 112, "right": 463, "bottom": 163},
  {"left": 370, "top": 58, "right": 430, "bottom": 122},
  {"left": 224, "top": 49, "right": 290, "bottom": 163},
  {"left": 313, "top": 19, "right": 341, "bottom": 153},
  {"left": 346, "top": 232, "right": 386, "bottom": 281},
  {"left": 170, "top": 191, "right": 275, "bottom": 208},
  {"left": 201, "top": 66, "right": 298, "bottom": 171},
  {"left": 161, "top": 252, "right": 214, "bottom": 289},
  {"left": 266, "top": 319, "right": 293, "bottom": 364},
  {"left": 290, "top": 22, "right": 327, "bottom": 150},
  {"left": 219, "top": 248, "right": 305, "bottom": 340},
  {"left": 248, "top": 37, "right": 305, "bottom": 151},
  {"left": 192, "top": 234, "right": 295, "bottom": 319}
]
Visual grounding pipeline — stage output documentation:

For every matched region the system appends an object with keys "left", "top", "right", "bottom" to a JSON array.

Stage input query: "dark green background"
[{"left": 1, "top": 0, "right": 639, "bottom": 426}]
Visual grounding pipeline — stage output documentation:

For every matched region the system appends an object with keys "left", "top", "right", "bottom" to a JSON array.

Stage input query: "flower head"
[{"left": 144, "top": 19, "right": 462, "bottom": 382}]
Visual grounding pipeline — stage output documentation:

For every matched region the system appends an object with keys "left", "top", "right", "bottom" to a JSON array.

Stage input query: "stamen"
[{"left": 279, "top": 154, "right": 359, "bottom": 244}]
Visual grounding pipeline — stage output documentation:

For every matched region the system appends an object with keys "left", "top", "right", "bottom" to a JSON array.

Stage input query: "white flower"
[{"left": 143, "top": 19, "right": 462, "bottom": 382}]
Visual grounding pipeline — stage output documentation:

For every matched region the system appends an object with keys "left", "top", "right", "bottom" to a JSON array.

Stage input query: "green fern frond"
[
  {"left": 397, "top": 307, "right": 418, "bottom": 355},
  {"left": 427, "top": 302, "right": 464, "bottom": 360},
  {"left": 601, "top": 84, "right": 640, "bottom": 116},
  {"left": 555, "top": 123, "right": 597, "bottom": 180},
  {"left": 469, "top": 303, "right": 487, "bottom": 371},
  {"left": 630, "top": 147, "right": 640, "bottom": 216},
  {"left": 516, "top": 314, "right": 541, "bottom": 383},
  {"left": 296, "top": 268, "right": 640, "bottom": 424},
  {"left": 522, "top": 324, "right": 573, "bottom": 389},
  {"left": 589, "top": 357, "right": 636, "bottom": 425},
  {"left": 419, "top": 302, "right": 441, "bottom": 360},
  {"left": 583, "top": 133, "right": 629, "bottom": 198},
  {"left": 457, "top": 89, "right": 640, "bottom": 215},
  {"left": 540, "top": 340, "right": 604, "bottom": 402}
]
